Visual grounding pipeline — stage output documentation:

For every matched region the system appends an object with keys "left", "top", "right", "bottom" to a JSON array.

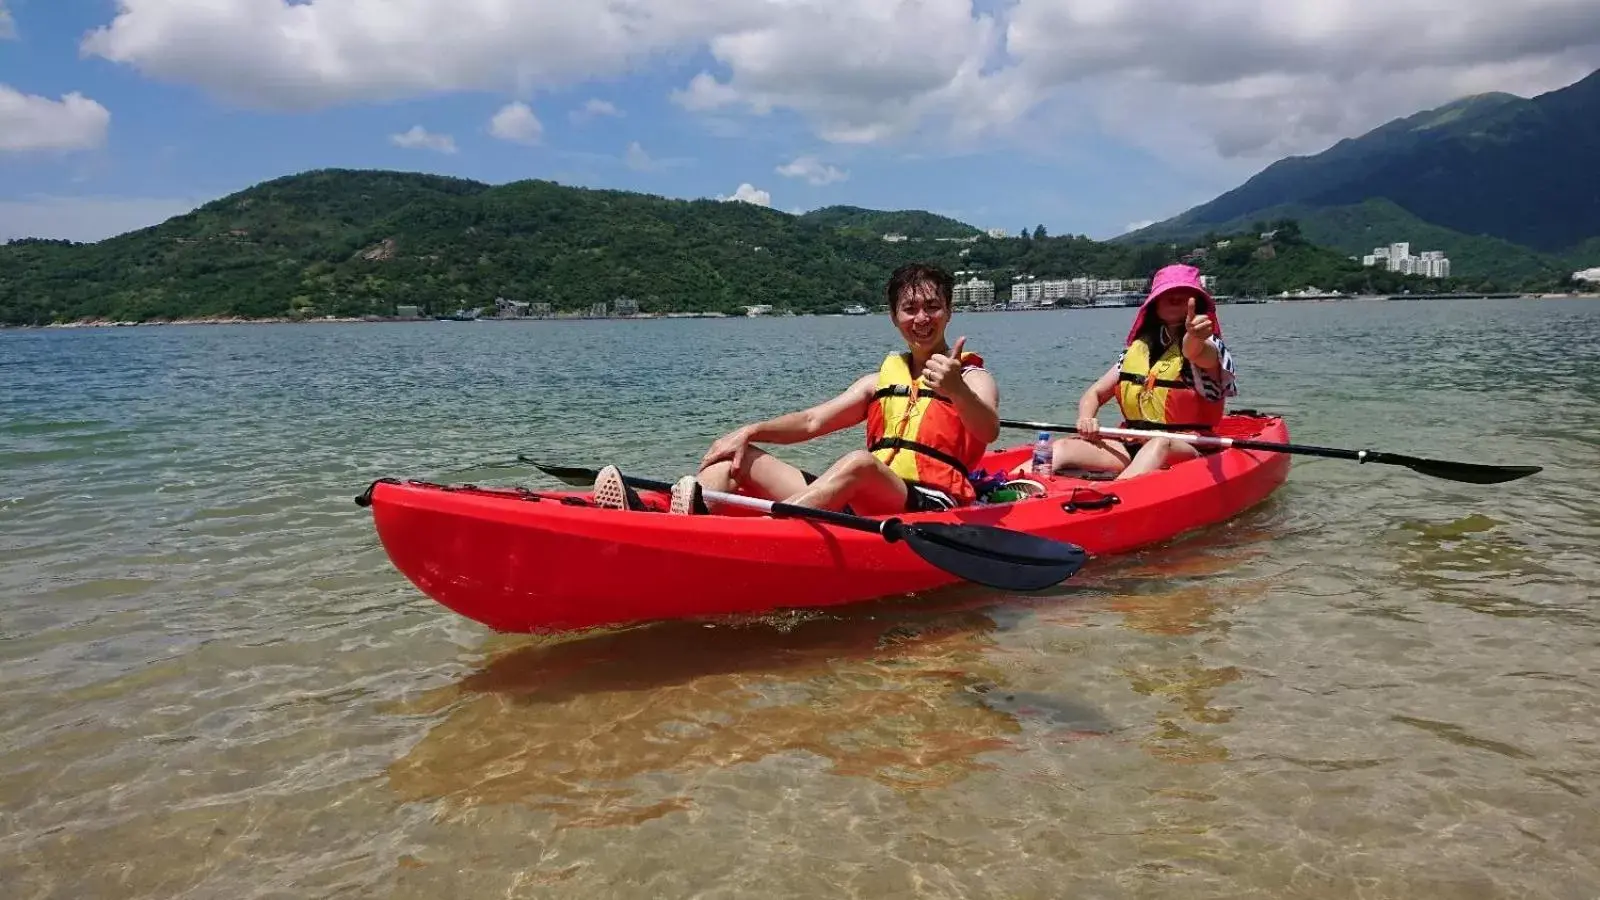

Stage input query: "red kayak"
[{"left": 360, "top": 413, "right": 1291, "bottom": 633}]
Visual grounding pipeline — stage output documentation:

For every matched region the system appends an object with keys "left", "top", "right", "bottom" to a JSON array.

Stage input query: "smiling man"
[{"left": 593, "top": 262, "right": 1001, "bottom": 516}]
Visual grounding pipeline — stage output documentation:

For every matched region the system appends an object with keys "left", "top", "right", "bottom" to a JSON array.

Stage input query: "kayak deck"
[{"left": 363, "top": 413, "right": 1292, "bottom": 632}]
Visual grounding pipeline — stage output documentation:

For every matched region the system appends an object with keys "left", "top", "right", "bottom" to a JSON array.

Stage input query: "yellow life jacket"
[
  {"left": 864, "top": 350, "right": 987, "bottom": 504},
  {"left": 1115, "top": 336, "right": 1225, "bottom": 431}
]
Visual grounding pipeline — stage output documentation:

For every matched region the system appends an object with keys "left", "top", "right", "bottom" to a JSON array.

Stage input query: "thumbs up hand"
[
  {"left": 1182, "top": 295, "right": 1220, "bottom": 369},
  {"left": 1184, "top": 296, "right": 1214, "bottom": 343},
  {"left": 1182, "top": 295, "right": 1215, "bottom": 357},
  {"left": 922, "top": 335, "right": 970, "bottom": 397}
]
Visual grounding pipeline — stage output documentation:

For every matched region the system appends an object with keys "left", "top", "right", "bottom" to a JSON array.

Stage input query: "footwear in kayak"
[{"left": 359, "top": 412, "right": 1291, "bottom": 633}]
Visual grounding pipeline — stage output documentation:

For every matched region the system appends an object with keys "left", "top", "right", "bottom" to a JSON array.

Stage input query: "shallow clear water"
[{"left": 3, "top": 298, "right": 1598, "bottom": 898}]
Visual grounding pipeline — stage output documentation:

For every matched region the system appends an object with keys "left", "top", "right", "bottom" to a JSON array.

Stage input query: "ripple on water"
[{"left": 2, "top": 306, "right": 1599, "bottom": 898}]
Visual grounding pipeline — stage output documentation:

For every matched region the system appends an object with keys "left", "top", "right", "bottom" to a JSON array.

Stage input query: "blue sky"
[{"left": 3, "top": 0, "right": 1598, "bottom": 243}]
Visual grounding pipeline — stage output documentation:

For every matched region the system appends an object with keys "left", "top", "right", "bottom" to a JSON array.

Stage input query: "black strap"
[
  {"left": 1119, "top": 372, "right": 1189, "bottom": 390},
  {"left": 868, "top": 438, "right": 970, "bottom": 477},
  {"left": 873, "top": 384, "right": 953, "bottom": 403},
  {"left": 1122, "top": 419, "right": 1216, "bottom": 433}
]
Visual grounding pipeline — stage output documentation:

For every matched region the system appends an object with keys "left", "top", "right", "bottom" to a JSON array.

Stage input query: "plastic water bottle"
[{"left": 1031, "top": 431, "right": 1053, "bottom": 476}]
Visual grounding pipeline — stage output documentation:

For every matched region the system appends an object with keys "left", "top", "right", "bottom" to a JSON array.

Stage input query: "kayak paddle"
[
  {"left": 999, "top": 419, "right": 1541, "bottom": 485},
  {"left": 516, "top": 457, "right": 1088, "bottom": 592}
]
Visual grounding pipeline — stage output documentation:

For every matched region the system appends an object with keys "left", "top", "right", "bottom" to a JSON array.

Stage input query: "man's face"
[{"left": 892, "top": 281, "right": 949, "bottom": 352}]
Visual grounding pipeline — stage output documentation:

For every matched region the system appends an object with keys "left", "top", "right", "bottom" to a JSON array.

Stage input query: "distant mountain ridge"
[
  {"left": 0, "top": 168, "right": 1572, "bottom": 327},
  {"left": 1118, "top": 68, "right": 1600, "bottom": 274}
]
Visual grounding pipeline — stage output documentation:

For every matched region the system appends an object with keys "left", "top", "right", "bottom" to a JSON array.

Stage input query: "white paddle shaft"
[
  {"left": 1004, "top": 419, "right": 1234, "bottom": 449},
  {"left": 1097, "top": 425, "right": 1233, "bottom": 448}
]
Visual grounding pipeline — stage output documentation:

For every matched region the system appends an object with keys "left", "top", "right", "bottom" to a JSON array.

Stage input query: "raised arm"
[
  {"left": 952, "top": 368, "right": 1000, "bottom": 444},
  {"left": 921, "top": 336, "right": 1000, "bottom": 444}
]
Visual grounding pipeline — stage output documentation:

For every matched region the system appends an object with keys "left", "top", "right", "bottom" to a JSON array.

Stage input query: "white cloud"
[
  {"left": 389, "top": 125, "right": 456, "bottom": 154},
  {"left": 0, "top": 195, "right": 200, "bottom": 243},
  {"left": 72, "top": 0, "right": 1600, "bottom": 164},
  {"left": 1004, "top": 0, "right": 1600, "bottom": 159},
  {"left": 617, "top": 140, "right": 692, "bottom": 172},
  {"left": 674, "top": 72, "right": 743, "bottom": 112},
  {"left": 0, "top": 85, "right": 110, "bottom": 152},
  {"left": 81, "top": 0, "right": 761, "bottom": 109},
  {"left": 624, "top": 141, "right": 655, "bottom": 171},
  {"left": 776, "top": 155, "right": 847, "bottom": 185},
  {"left": 671, "top": 0, "right": 1014, "bottom": 144},
  {"left": 1, "top": 2, "right": 15, "bottom": 40},
  {"left": 1125, "top": 219, "right": 1156, "bottom": 232},
  {"left": 572, "top": 98, "right": 622, "bottom": 122},
  {"left": 718, "top": 183, "right": 771, "bottom": 206},
  {"left": 489, "top": 102, "right": 542, "bottom": 145}
]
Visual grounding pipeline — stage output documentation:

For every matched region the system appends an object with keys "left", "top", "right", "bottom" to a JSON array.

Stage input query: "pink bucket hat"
[{"left": 1125, "top": 263, "right": 1220, "bottom": 345}]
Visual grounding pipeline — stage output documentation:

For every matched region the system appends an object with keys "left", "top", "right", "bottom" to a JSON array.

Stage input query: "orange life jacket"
[{"left": 864, "top": 350, "right": 987, "bottom": 504}]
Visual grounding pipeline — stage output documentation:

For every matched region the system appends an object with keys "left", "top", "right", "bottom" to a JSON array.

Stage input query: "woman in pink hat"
[{"left": 1018, "top": 263, "right": 1237, "bottom": 480}]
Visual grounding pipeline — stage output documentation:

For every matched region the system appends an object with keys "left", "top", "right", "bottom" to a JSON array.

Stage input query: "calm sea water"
[{"left": 3, "top": 299, "right": 1598, "bottom": 899}]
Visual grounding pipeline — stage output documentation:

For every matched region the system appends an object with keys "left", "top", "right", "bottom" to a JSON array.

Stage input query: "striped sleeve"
[{"left": 1190, "top": 337, "right": 1238, "bottom": 401}]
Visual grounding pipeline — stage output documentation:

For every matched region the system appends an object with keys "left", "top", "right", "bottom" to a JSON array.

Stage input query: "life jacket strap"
[
  {"left": 1118, "top": 372, "right": 1189, "bottom": 390},
  {"left": 1120, "top": 419, "right": 1216, "bottom": 433},
  {"left": 872, "top": 384, "right": 953, "bottom": 403},
  {"left": 868, "top": 437, "right": 971, "bottom": 477}
]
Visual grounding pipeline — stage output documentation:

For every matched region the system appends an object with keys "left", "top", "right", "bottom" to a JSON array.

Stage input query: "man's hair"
[{"left": 885, "top": 262, "right": 954, "bottom": 308}]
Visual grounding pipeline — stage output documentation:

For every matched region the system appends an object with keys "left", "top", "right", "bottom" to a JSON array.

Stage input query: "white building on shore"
[
  {"left": 1363, "top": 242, "right": 1451, "bottom": 278},
  {"left": 952, "top": 276, "right": 996, "bottom": 307},
  {"left": 1006, "top": 276, "right": 1164, "bottom": 307}
]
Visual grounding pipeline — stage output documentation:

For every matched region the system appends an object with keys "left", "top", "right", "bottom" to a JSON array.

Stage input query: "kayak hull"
[{"left": 364, "top": 414, "right": 1292, "bottom": 632}]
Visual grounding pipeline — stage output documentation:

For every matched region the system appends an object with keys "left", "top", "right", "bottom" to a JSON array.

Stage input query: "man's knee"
[
  {"left": 838, "top": 449, "right": 881, "bottom": 475},
  {"left": 700, "top": 460, "right": 735, "bottom": 490}
]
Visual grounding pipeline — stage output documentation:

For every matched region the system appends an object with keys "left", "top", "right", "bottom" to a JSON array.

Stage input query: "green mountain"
[
  {"left": 1130, "top": 198, "right": 1572, "bottom": 286},
  {"left": 0, "top": 168, "right": 1539, "bottom": 326},
  {"left": 1119, "top": 68, "right": 1600, "bottom": 274},
  {"left": 797, "top": 205, "right": 983, "bottom": 239}
]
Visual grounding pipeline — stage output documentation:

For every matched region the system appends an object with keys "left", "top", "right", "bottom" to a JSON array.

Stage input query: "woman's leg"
[{"left": 1116, "top": 437, "right": 1200, "bottom": 480}]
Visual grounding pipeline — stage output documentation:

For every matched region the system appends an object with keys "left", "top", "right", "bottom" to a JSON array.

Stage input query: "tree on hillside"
[
  {"left": 1269, "top": 218, "right": 1304, "bottom": 243},
  {"left": 1132, "top": 244, "right": 1177, "bottom": 277}
]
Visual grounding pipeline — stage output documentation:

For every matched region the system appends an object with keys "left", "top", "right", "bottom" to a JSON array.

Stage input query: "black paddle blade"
[
  {"left": 1385, "top": 454, "right": 1543, "bottom": 485},
  {"left": 520, "top": 457, "right": 600, "bottom": 486},
  {"left": 900, "top": 521, "right": 1088, "bottom": 591}
]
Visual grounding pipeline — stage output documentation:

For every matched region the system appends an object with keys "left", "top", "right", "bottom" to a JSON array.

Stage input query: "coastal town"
[{"left": 401, "top": 232, "right": 1561, "bottom": 323}]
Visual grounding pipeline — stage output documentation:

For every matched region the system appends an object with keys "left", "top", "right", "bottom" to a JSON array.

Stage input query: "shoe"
[
  {"left": 668, "top": 476, "right": 706, "bottom": 515},
  {"left": 592, "top": 465, "right": 645, "bottom": 511}
]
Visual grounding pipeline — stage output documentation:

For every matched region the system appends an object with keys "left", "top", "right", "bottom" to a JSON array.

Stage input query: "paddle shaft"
[
  {"left": 999, "top": 417, "right": 1539, "bottom": 483},
  {"left": 1000, "top": 418, "right": 1378, "bottom": 464},
  {"left": 611, "top": 472, "right": 889, "bottom": 535}
]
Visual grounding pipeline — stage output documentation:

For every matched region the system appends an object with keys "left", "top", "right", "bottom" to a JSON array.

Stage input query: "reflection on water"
[
  {"left": 386, "top": 597, "right": 1125, "bottom": 829},
  {"left": 385, "top": 531, "right": 1279, "bottom": 832}
]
